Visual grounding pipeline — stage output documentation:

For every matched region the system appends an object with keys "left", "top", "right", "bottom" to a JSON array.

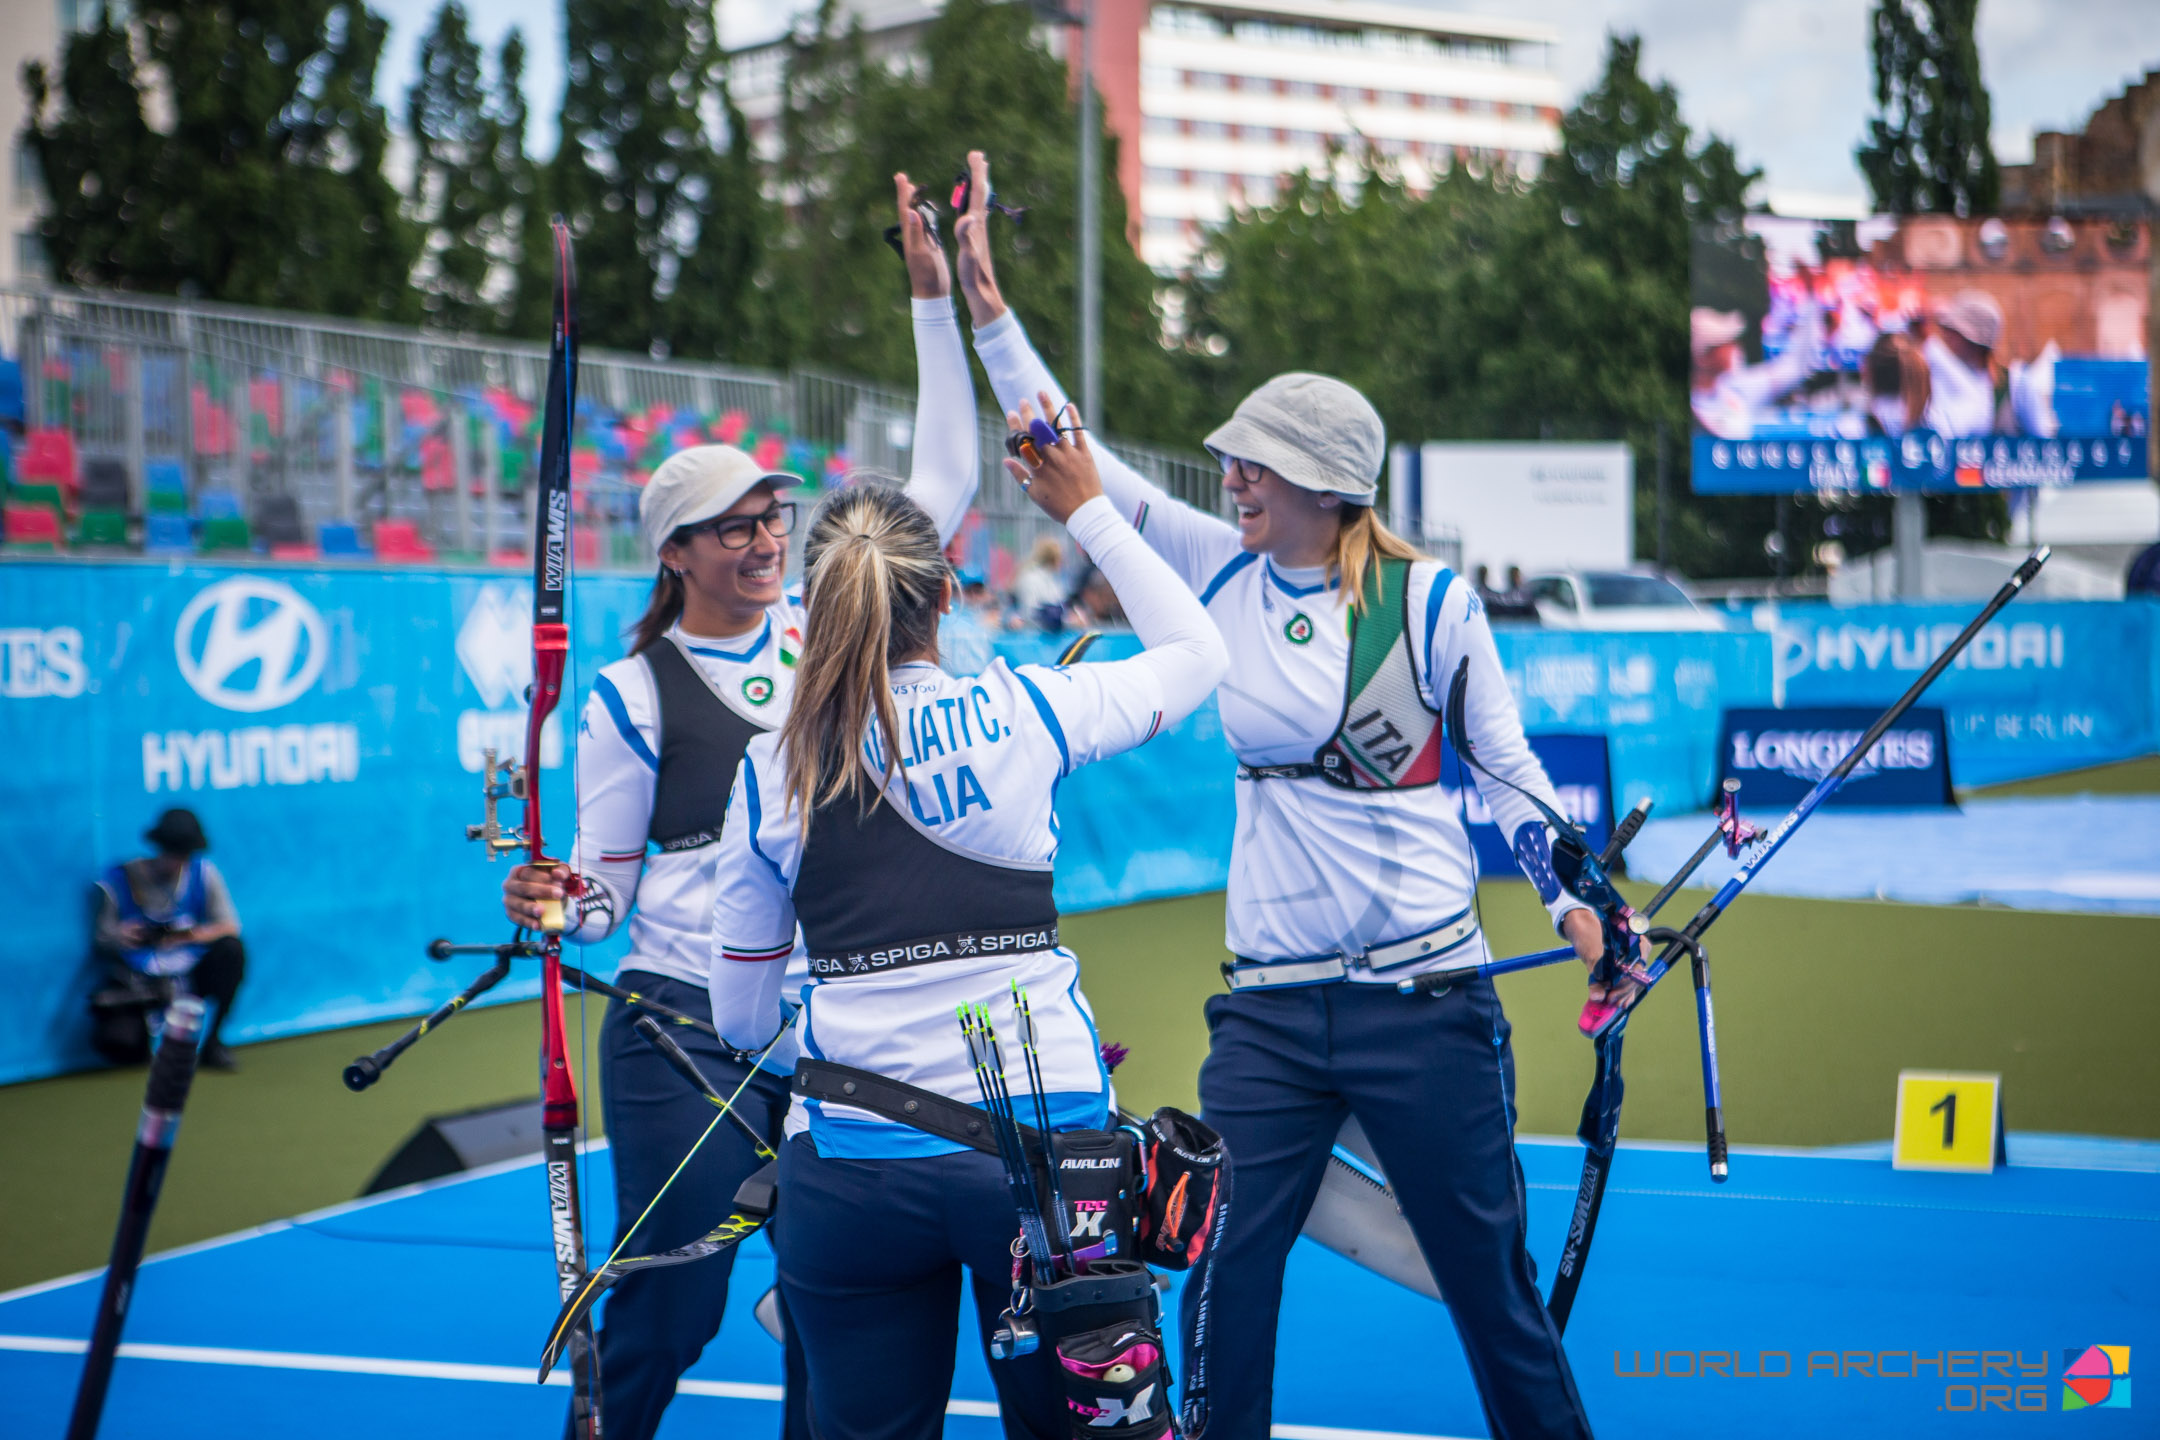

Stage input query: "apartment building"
[{"left": 725, "top": 0, "right": 1565, "bottom": 272}]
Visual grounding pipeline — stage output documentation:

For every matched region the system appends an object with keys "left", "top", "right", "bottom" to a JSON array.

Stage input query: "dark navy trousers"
[
  {"left": 1186, "top": 977, "right": 1593, "bottom": 1440},
  {"left": 578, "top": 971, "right": 808, "bottom": 1440},
  {"left": 775, "top": 1134, "right": 1066, "bottom": 1440}
]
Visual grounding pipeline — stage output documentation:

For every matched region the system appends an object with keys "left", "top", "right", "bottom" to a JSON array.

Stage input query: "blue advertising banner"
[
  {"left": 1442, "top": 733, "right": 1615, "bottom": 880},
  {"left": 0, "top": 557, "right": 1781, "bottom": 1084},
  {"left": 1489, "top": 628, "right": 1776, "bottom": 820},
  {"left": 1770, "top": 600, "right": 2160, "bottom": 787},
  {"left": 1718, "top": 705, "right": 1955, "bottom": 808}
]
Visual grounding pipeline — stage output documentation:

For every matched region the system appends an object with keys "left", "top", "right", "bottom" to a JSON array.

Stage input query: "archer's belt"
[
  {"left": 1221, "top": 907, "right": 1479, "bottom": 992},
  {"left": 806, "top": 922, "right": 1060, "bottom": 979}
]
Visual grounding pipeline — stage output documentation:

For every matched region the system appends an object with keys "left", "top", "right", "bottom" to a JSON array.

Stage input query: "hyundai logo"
[{"left": 174, "top": 577, "right": 327, "bottom": 712}]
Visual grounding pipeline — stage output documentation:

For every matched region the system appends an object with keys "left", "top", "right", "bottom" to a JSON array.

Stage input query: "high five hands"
[
  {"left": 892, "top": 170, "right": 950, "bottom": 302},
  {"left": 1003, "top": 392, "right": 1102, "bottom": 526},
  {"left": 953, "top": 150, "right": 1006, "bottom": 327}
]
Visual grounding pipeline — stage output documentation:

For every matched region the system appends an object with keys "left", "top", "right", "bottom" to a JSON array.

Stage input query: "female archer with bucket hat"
[
  {"left": 953, "top": 149, "right": 1605, "bottom": 1439},
  {"left": 500, "top": 174, "right": 985, "bottom": 1440}
]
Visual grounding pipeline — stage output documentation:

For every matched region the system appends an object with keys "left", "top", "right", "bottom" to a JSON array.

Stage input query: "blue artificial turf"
[{"left": 4, "top": 1136, "right": 2153, "bottom": 1439}]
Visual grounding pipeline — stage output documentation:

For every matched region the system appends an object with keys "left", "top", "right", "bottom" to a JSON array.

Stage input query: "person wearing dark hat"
[
  {"left": 92, "top": 808, "right": 246, "bottom": 1069},
  {"left": 957, "top": 148, "right": 1602, "bottom": 1440}
]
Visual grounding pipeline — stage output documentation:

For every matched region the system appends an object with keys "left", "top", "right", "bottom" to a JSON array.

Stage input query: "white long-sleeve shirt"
[
  {"left": 973, "top": 310, "right": 1587, "bottom": 980},
  {"left": 559, "top": 297, "right": 977, "bottom": 1003},
  {"left": 708, "top": 495, "right": 1227, "bottom": 1157}
]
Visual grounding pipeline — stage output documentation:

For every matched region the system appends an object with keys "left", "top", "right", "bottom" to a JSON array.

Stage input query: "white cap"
[
  {"left": 1934, "top": 290, "right": 2004, "bottom": 350},
  {"left": 639, "top": 445, "right": 798, "bottom": 556},
  {"left": 1691, "top": 308, "right": 1746, "bottom": 353},
  {"left": 1203, "top": 372, "right": 1384, "bottom": 505}
]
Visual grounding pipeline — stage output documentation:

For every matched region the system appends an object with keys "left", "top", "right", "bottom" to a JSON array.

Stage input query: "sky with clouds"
[{"left": 368, "top": 0, "right": 2158, "bottom": 209}]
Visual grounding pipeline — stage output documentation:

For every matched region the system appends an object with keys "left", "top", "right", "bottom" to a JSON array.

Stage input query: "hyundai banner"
[
  {"left": 1770, "top": 600, "right": 2160, "bottom": 786},
  {"left": 1718, "top": 706, "right": 1954, "bottom": 808}
]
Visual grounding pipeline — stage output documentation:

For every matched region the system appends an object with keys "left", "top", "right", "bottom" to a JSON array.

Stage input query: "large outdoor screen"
[{"left": 1690, "top": 213, "right": 2149, "bottom": 493}]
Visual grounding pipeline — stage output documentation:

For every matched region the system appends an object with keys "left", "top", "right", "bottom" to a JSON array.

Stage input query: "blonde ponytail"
[
  {"left": 781, "top": 485, "right": 949, "bottom": 818},
  {"left": 1333, "top": 506, "right": 1427, "bottom": 614}
]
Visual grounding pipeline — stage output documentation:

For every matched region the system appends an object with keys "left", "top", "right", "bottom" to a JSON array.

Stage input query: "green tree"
[
  {"left": 552, "top": 0, "right": 769, "bottom": 360},
  {"left": 770, "top": 0, "right": 1193, "bottom": 441},
  {"left": 24, "top": 1, "right": 417, "bottom": 320},
  {"left": 1856, "top": 0, "right": 2000, "bottom": 217},
  {"left": 406, "top": 3, "right": 530, "bottom": 330}
]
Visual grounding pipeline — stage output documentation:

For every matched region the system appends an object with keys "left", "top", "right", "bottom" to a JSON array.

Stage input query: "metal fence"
[{"left": 1, "top": 283, "right": 1224, "bottom": 582}]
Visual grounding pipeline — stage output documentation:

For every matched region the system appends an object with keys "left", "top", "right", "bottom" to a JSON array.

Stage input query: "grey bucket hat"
[{"left": 1203, "top": 372, "right": 1384, "bottom": 505}]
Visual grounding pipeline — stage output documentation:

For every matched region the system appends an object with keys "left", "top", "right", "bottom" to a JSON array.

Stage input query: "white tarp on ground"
[{"left": 1624, "top": 794, "right": 2160, "bottom": 915}]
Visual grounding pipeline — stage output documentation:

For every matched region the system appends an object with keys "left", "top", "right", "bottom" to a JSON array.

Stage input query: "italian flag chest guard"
[{"left": 1246, "top": 557, "right": 1447, "bottom": 790}]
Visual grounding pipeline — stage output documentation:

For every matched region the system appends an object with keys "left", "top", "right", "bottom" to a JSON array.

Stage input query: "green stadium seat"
[
  {"left": 9, "top": 481, "right": 64, "bottom": 514},
  {"left": 147, "top": 488, "right": 189, "bottom": 514},
  {"left": 75, "top": 508, "right": 130, "bottom": 547},
  {"left": 198, "top": 515, "right": 253, "bottom": 552}
]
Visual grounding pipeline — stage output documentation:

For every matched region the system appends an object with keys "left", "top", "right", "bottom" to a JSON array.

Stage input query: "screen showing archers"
[{"left": 1690, "top": 213, "right": 2150, "bottom": 493}]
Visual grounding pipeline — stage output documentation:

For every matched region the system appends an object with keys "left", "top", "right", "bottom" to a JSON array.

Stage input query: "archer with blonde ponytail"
[
  {"left": 958, "top": 144, "right": 1604, "bottom": 1440},
  {"left": 707, "top": 393, "right": 1226, "bottom": 1437},
  {"left": 490, "top": 171, "right": 986, "bottom": 1440},
  {"left": 780, "top": 484, "right": 947, "bottom": 819}
]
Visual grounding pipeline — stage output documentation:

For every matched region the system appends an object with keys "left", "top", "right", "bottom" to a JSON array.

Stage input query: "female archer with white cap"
[
  {"left": 953, "top": 149, "right": 1606, "bottom": 1439},
  {"left": 498, "top": 173, "right": 991, "bottom": 1440}
]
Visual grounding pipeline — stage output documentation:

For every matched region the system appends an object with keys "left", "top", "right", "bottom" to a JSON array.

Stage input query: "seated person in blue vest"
[
  {"left": 92, "top": 807, "right": 245, "bottom": 1071},
  {"left": 496, "top": 172, "right": 983, "bottom": 1440},
  {"left": 705, "top": 403, "right": 1227, "bottom": 1437},
  {"left": 954, "top": 147, "right": 1613, "bottom": 1440}
]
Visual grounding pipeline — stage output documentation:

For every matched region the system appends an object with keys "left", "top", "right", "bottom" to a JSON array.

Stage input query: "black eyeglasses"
[{"left": 681, "top": 502, "right": 796, "bottom": 550}]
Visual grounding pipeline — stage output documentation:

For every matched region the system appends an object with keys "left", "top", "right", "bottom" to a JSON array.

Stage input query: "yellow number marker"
[{"left": 1892, "top": 1070, "right": 2005, "bottom": 1172}]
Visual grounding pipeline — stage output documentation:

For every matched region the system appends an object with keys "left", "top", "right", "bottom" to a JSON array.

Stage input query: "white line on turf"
[
  {"left": 0, "top": 1140, "right": 614, "bottom": 1307},
  {"left": 0, "top": 1334, "right": 992, "bottom": 1415},
  {"left": 0, "top": 1334, "right": 1456, "bottom": 1435}
]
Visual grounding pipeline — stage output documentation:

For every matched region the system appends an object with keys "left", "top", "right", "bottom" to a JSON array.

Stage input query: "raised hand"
[
  {"left": 893, "top": 171, "right": 950, "bottom": 301},
  {"left": 953, "top": 149, "right": 1006, "bottom": 327},
  {"left": 1003, "top": 392, "right": 1101, "bottom": 525}
]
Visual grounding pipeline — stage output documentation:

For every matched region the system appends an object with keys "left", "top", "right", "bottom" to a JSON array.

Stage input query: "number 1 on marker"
[{"left": 1929, "top": 1090, "right": 1956, "bottom": 1148}]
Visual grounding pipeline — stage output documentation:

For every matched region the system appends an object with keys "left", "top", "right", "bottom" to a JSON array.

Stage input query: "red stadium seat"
[
  {"left": 372, "top": 518, "right": 436, "bottom": 562},
  {"left": 17, "top": 429, "right": 77, "bottom": 491},
  {"left": 4, "top": 503, "right": 65, "bottom": 549}
]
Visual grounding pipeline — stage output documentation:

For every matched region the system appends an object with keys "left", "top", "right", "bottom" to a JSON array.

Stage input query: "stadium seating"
[
  {"left": 198, "top": 515, "right": 253, "bottom": 552},
  {"left": 8, "top": 481, "right": 64, "bottom": 515},
  {"left": 79, "top": 456, "right": 131, "bottom": 512},
  {"left": 372, "top": 519, "right": 435, "bottom": 562},
  {"left": 252, "top": 494, "right": 309, "bottom": 549},
  {"left": 318, "top": 522, "right": 371, "bottom": 559},
  {"left": 198, "top": 490, "right": 243, "bottom": 520},
  {"left": 144, "top": 514, "right": 193, "bottom": 554},
  {"left": 16, "top": 429, "right": 77, "bottom": 492},
  {"left": 75, "top": 509, "right": 130, "bottom": 547},
  {"left": 145, "top": 458, "right": 188, "bottom": 513},
  {"left": 3, "top": 504, "right": 64, "bottom": 550}
]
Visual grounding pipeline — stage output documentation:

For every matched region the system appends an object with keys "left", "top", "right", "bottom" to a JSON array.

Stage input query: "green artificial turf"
[
  {"left": 6, "top": 885, "right": 2157, "bottom": 1295},
  {"left": 1963, "top": 754, "right": 2160, "bottom": 798}
]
